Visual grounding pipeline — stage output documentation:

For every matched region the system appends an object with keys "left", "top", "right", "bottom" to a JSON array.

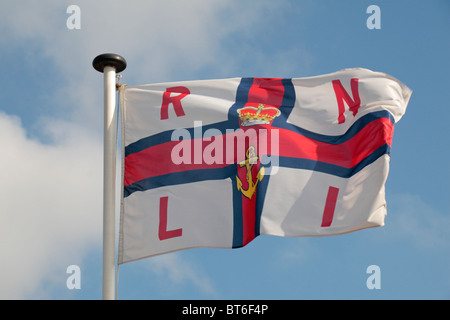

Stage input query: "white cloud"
[
  {"left": 0, "top": 0, "right": 311, "bottom": 299},
  {"left": 140, "top": 253, "right": 218, "bottom": 298},
  {"left": 386, "top": 193, "right": 450, "bottom": 250},
  {"left": 1, "top": 1, "right": 308, "bottom": 129},
  {"left": 1, "top": 0, "right": 291, "bottom": 128},
  {"left": 0, "top": 0, "right": 230, "bottom": 299},
  {"left": 0, "top": 112, "right": 103, "bottom": 299}
]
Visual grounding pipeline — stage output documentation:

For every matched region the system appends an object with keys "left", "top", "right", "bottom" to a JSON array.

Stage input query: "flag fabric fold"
[{"left": 118, "top": 68, "right": 411, "bottom": 264}]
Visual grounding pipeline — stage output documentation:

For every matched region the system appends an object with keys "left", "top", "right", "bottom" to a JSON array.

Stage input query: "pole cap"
[{"left": 93, "top": 53, "right": 127, "bottom": 73}]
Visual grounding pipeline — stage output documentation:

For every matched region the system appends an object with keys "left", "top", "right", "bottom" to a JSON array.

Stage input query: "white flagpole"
[{"left": 93, "top": 53, "right": 127, "bottom": 300}]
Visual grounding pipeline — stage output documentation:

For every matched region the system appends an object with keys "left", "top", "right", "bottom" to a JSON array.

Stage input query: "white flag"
[{"left": 118, "top": 68, "right": 411, "bottom": 264}]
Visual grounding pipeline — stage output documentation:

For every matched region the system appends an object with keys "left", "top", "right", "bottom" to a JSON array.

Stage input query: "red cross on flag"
[{"left": 118, "top": 68, "right": 411, "bottom": 264}]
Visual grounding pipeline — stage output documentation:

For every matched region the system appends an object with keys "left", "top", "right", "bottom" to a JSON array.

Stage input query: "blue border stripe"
[
  {"left": 254, "top": 171, "right": 270, "bottom": 238},
  {"left": 124, "top": 165, "right": 236, "bottom": 198},
  {"left": 278, "top": 143, "right": 390, "bottom": 178},
  {"left": 273, "top": 110, "right": 394, "bottom": 144},
  {"left": 125, "top": 120, "right": 237, "bottom": 157},
  {"left": 231, "top": 177, "right": 243, "bottom": 248},
  {"left": 124, "top": 144, "right": 391, "bottom": 198},
  {"left": 125, "top": 109, "right": 394, "bottom": 157}
]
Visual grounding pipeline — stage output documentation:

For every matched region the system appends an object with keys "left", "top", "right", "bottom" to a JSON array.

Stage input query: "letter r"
[{"left": 161, "top": 86, "right": 190, "bottom": 120}]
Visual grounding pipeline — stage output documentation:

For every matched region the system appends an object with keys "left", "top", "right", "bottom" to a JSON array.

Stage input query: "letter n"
[
  {"left": 161, "top": 86, "right": 190, "bottom": 120},
  {"left": 332, "top": 78, "right": 361, "bottom": 124},
  {"left": 158, "top": 196, "right": 183, "bottom": 240}
]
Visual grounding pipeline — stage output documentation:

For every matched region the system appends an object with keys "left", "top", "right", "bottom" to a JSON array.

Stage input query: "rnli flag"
[{"left": 118, "top": 68, "right": 411, "bottom": 264}]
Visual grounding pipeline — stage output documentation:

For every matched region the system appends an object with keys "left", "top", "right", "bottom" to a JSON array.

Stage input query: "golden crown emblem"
[{"left": 237, "top": 104, "right": 281, "bottom": 127}]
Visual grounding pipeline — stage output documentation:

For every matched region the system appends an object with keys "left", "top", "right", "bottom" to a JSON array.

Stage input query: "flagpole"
[{"left": 93, "top": 53, "right": 127, "bottom": 300}]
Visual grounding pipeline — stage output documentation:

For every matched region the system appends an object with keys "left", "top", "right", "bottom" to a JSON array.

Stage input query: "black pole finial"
[{"left": 93, "top": 53, "right": 127, "bottom": 73}]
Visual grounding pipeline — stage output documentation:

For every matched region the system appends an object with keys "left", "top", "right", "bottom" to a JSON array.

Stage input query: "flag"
[{"left": 118, "top": 68, "right": 411, "bottom": 264}]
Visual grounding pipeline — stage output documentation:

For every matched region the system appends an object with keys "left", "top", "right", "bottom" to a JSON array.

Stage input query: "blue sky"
[{"left": 0, "top": 0, "right": 448, "bottom": 300}]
